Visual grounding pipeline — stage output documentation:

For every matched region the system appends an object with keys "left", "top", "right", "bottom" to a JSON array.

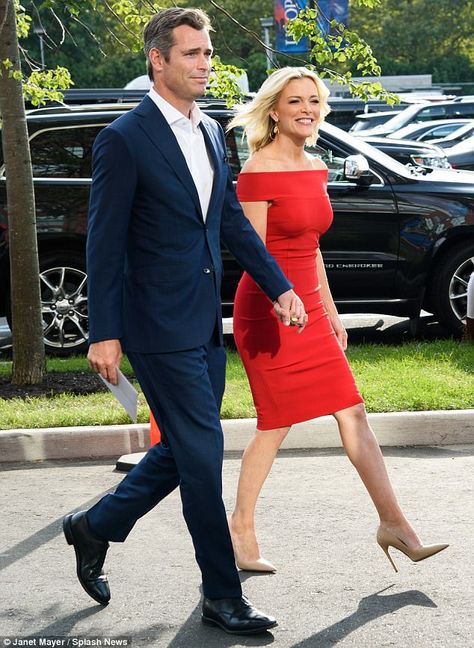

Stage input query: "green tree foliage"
[
  {"left": 21, "top": 2, "right": 145, "bottom": 88},
  {"left": 22, "top": 0, "right": 277, "bottom": 90},
  {"left": 349, "top": 0, "right": 474, "bottom": 82},
  {"left": 21, "top": 1, "right": 256, "bottom": 92},
  {"left": 286, "top": 3, "right": 398, "bottom": 103}
]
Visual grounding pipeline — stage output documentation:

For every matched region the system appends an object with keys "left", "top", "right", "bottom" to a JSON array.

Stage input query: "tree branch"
[
  {"left": 69, "top": 12, "right": 107, "bottom": 58},
  {"left": 207, "top": 0, "right": 350, "bottom": 84},
  {"left": 207, "top": 0, "right": 309, "bottom": 67}
]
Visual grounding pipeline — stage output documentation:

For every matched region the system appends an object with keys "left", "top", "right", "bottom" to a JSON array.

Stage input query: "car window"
[
  {"left": 305, "top": 143, "right": 346, "bottom": 182},
  {"left": 30, "top": 126, "right": 102, "bottom": 177},
  {"left": 415, "top": 105, "right": 447, "bottom": 121},
  {"left": 223, "top": 126, "right": 349, "bottom": 183},
  {"left": 375, "top": 104, "right": 423, "bottom": 131},
  {"left": 458, "top": 124, "right": 474, "bottom": 140},
  {"left": 225, "top": 126, "right": 250, "bottom": 178},
  {"left": 419, "top": 123, "right": 463, "bottom": 140},
  {"left": 453, "top": 104, "right": 474, "bottom": 118}
]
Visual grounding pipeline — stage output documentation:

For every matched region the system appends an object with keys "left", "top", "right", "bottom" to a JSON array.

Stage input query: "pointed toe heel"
[
  {"left": 235, "top": 556, "right": 277, "bottom": 573},
  {"left": 377, "top": 526, "right": 448, "bottom": 572},
  {"left": 227, "top": 516, "right": 276, "bottom": 573}
]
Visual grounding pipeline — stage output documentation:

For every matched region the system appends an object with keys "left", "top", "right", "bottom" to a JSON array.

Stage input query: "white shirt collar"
[{"left": 148, "top": 86, "right": 202, "bottom": 131}]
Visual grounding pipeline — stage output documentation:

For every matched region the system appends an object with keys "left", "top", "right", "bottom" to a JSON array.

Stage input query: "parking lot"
[{"left": 0, "top": 445, "right": 472, "bottom": 647}]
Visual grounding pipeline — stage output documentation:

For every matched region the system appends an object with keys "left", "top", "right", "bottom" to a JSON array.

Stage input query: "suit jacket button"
[{"left": 203, "top": 267, "right": 211, "bottom": 274}]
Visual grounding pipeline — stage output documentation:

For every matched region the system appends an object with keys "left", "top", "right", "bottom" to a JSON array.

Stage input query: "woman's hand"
[
  {"left": 330, "top": 315, "right": 348, "bottom": 350},
  {"left": 274, "top": 290, "right": 308, "bottom": 332}
]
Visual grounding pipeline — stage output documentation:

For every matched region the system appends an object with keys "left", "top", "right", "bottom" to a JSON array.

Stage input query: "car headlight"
[{"left": 410, "top": 154, "right": 451, "bottom": 169}]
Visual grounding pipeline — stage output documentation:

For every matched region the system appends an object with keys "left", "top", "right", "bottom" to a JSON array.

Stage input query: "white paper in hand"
[{"left": 99, "top": 369, "right": 138, "bottom": 423}]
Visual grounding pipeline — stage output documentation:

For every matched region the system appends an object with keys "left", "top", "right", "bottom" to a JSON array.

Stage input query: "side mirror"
[{"left": 343, "top": 154, "right": 373, "bottom": 185}]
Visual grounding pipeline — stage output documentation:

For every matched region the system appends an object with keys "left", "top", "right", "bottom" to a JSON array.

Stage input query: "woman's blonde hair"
[{"left": 227, "top": 66, "right": 330, "bottom": 153}]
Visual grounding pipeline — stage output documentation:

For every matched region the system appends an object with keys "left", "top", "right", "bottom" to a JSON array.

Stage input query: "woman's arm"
[
  {"left": 316, "top": 249, "right": 348, "bottom": 350},
  {"left": 238, "top": 200, "right": 268, "bottom": 244}
]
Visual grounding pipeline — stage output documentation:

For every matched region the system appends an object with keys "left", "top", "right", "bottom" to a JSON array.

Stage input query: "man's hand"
[
  {"left": 274, "top": 289, "right": 308, "bottom": 332},
  {"left": 87, "top": 339, "right": 123, "bottom": 385}
]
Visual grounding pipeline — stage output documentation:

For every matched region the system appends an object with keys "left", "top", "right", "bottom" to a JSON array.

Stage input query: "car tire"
[
  {"left": 431, "top": 242, "right": 474, "bottom": 336},
  {"left": 7, "top": 252, "right": 89, "bottom": 356},
  {"left": 38, "top": 252, "right": 89, "bottom": 355}
]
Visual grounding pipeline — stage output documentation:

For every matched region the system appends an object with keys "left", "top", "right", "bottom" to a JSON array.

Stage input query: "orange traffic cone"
[{"left": 150, "top": 410, "right": 161, "bottom": 445}]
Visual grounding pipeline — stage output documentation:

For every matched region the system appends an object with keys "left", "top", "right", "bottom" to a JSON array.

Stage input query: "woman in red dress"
[{"left": 227, "top": 67, "right": 448, "bottom": 574}]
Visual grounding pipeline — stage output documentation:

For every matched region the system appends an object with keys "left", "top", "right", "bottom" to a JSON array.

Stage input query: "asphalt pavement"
[
  {"left": 1, "top": 313, "right": 472, "bottom": 645},
  {"left": 1, "top": 445, "right": 472, "bottom": 647}
]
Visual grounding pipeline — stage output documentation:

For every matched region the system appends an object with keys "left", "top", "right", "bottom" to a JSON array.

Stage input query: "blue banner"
[
  {"left": 274, "top": 0, "right": 309, "bottom": 54},
  {"left": 317, "top": 0, "right": 349, "bottom": 35}
]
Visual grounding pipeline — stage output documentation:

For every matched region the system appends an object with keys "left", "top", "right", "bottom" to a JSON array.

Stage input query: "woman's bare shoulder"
[
  {"left": 241, "top": 152, "right": 269, "bottom": 174},
  {"left": 309, "top": 155, "right": 328, "bottom": 171}
]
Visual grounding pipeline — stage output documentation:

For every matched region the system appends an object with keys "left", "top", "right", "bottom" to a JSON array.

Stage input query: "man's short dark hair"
[{"left": 144, "top": 7, "right": 212, "bottom": 81}]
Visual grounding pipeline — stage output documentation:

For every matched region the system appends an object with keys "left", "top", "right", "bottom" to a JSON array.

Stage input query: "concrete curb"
[{"left": 0, "top": 409, "right": 473, "bottom": 463}]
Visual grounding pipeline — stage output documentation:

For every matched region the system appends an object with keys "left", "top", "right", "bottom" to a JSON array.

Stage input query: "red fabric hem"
[{"left": 255, "top": 395, "right": 365, "bottom": 431}]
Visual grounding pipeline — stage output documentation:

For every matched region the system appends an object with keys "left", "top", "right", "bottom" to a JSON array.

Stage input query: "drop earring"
[{"left": 272, "top": 121, "right": 279, "bottom": 137}]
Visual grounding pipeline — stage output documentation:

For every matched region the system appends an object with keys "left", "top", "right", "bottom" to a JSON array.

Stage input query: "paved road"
[{"left": 0, "top": 446, "right": 472, "bottom": 647}]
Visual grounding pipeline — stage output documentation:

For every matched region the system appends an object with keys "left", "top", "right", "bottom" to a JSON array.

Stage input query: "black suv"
[{"left": 1, "top": 101, "right": 473, "bottom": 354}]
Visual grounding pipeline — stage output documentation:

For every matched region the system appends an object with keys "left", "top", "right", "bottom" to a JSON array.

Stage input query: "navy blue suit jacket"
[{"left": 86, "top": 96, "right": 291, "bottom": 353}]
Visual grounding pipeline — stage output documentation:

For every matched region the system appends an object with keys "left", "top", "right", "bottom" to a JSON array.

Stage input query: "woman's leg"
[
  {"left": 334, "top": 403, "right": 422, "bottom": 548},
  {"left": 229, "top": 426, "right": 291, "bottom": 560}
]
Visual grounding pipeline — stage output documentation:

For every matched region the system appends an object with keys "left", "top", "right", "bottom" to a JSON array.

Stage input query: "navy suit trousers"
[{"left": 86, "top": 336, "right": 242, "bottom": 599}]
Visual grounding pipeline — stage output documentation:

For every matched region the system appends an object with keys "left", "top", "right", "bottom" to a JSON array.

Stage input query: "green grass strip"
[{"left": 0, "top": 340, "right": 472, "bottom": 429}]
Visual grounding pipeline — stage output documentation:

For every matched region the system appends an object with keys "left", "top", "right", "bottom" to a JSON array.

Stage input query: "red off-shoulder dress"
[{"left": 233, "top": 170, "right": 363, "bottom": 430}]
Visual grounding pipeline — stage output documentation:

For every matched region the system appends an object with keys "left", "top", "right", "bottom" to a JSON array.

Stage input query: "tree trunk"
[{"left": 0, "top": 0, "right": 45, "bottom": 384}]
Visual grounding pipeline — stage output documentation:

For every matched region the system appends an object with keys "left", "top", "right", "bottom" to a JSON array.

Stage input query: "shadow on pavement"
[
  {"left": 137, "top": 583, "right": 276, "bottom": 648},
  {"left": 0, "top": 490, "right": 116, "bottom": 572},
  {"left": 291, "top": 586, "right": 436, "bottom": 647},
  {"left": 22, "top": 604, "right": 108, "bottom": 640}
]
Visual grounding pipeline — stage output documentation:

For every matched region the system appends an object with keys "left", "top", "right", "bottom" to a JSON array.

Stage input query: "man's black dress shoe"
[
  {"left": 202, "top": 596, "right": 277, "bottom": 635},
  {"left": 63, "top": 510, "right": 110, "bottom": 605}
]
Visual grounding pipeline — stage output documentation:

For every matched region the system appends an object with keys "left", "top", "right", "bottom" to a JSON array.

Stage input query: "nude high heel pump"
[
  {"left": 377, "top": 526, "right": 449, "bottom": 573},
  {"left": 234, "top": 552, "right": 276, "bottom": 574},
  {"left": 234, "top": 554, "right": 277, "bottom": 573},
  {"left": 227, "top": 516, "right": 276, "bottom": 573}
]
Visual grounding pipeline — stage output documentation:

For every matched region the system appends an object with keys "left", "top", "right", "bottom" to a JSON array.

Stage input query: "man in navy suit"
[{"left": 63, "top": 7, "right": 306, "bottom": 635}]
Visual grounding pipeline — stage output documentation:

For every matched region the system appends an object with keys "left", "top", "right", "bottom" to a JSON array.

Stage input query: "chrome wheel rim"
[
  {"left": 449, "top": 255, "right": 474, "bottom": 322},
  {"left": 40, "top": 266, "right": 88, "bottom": 350}
]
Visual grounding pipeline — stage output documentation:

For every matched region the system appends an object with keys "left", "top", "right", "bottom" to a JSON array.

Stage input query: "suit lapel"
[{"left": 134, "top": 96, "right": 202, "bottom": 216}]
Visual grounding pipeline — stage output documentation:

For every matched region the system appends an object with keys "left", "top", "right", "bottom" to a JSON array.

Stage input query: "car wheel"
[
  {"left": 431, "top": 243, "right": 474, "bottom": 335},
  {"left": 39, "top": 253, "right": 89, "bottom": 355}
]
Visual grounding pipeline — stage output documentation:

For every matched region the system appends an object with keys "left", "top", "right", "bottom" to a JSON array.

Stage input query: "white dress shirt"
[{"left": 148, "top": 87, "right": 214, "bottom": 221}]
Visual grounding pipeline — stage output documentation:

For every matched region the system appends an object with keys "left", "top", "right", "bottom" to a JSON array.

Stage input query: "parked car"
[
  {"left": 1, "top": 101, "right": 473, "bottom": 353},
  {"left": 359, "top": 136, "right": 451, "bottom": 169},
  {"left": 429, "top": 121, "right": 474, "bottom": 149},
  {"left": 353, "top": 100, "right": 474, "bottom": 137},
  {"left": 34, "top": 87, "right": 408, "bottom": 132},
  {"left": 349, "top": 110, "right": 403, "bottom": 133},
  {"left": 387, "top": 119, "right": 473, "bottom": 143},
  {"left": 443, "top": 136, "right": 474, "bottom": 171}
]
